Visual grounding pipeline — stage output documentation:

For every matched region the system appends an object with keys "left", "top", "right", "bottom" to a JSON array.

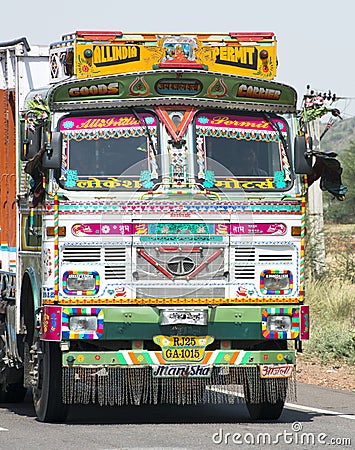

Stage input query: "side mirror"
[
  {"left": 21, "top": 122, "right": 42, "bottom": 161},
  {"left": 294, "top": 135, "right": 312, "bottom": 175},
  {"left": 42, "top": 132, "right": 62, "bottom": 169}
]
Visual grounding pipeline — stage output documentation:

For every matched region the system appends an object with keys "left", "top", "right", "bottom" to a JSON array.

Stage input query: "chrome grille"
[
  {"left": 136, "top": 287, "right": 225, "bottom": 298},
  {"left": 136, "top": 246, "right": 224, "bottom": 281}
]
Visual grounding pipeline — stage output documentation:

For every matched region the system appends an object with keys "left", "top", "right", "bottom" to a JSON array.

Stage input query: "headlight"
[
  {"left": 266, "top": 315, "right": 291, "bottom": 332},
  {"left": 63, "top": 271, "right": 100, "bottom": 295},
  {"left": 67, "top": 274, "right": 96, "bottom": 291},
  {"left": 69, "top": 315, "right": 98, "bottom": 331},
  {"left": 260, "top": 270, "right": 293, "bottom": 294},
  {"left": 264, "top": 275, "right": 290, "bottom": 290}
]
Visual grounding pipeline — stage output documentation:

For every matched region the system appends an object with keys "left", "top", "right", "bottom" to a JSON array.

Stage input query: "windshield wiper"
[
  {"left": 263, "top": 113, "right": 289, "bottom": 154},
  {"left": 129, "top": 107, "right": 157, "bottom": 156}
]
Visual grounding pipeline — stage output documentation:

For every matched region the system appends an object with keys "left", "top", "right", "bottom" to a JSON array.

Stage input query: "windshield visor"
[
  {"left": 59, "top": 113, "right": 159, "bottom": 190},
  {"left": 195, "top": 112, "right": 292, "bottom": 191}
]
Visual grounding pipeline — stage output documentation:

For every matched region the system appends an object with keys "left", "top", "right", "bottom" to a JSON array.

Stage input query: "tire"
[
  {"left": 0, "top": 379, "right": 27, "bottom": 403},
  {"left": 246, "top": 399, "right": 285, "bottom": 420},
  {"left": 0, "top": 328, "right": 27, "bottom": 403},
  {"left": 32, "top": 340, "right": 68, "bottom": 422},
  {"left": 244, "top": 375, "right": 287, "bottom": 421}
]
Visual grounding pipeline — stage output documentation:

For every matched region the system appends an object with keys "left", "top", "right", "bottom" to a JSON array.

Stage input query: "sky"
[{"left": 2, "top": 0, "right": 354, "bottom": 120}]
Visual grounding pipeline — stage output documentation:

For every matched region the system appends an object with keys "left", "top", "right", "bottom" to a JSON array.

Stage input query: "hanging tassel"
[{"left": 62, "top": 366, "right": 296, "bottom": 406}]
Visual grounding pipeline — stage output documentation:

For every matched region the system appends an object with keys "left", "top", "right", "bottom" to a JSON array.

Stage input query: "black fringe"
[{"left": 62, "top": 366, "right": 297, "bottom": 406}]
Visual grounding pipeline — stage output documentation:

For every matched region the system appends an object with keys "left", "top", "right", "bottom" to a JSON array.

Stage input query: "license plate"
[
  {"left": 153, "top": 335, "right": 214, "bottom": 362},
  {"left": 160, "top": 309, "right": 207, "bottom": 326},
  {"left": 162, "top": 347, "right": 205, "bottom": 362},
  {"left": 259, "top": 364, "right": 294, "bottom": 378}
]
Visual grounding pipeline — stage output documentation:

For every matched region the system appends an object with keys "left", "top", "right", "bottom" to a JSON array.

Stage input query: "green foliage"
[
  {"left": 307, "top": 324, "right": 355, "bottom": 363},
  {"left": 305, "top": 278, "right": 355, "bottom": 363}
]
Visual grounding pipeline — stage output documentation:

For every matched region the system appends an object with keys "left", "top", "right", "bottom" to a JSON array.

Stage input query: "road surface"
[{"left": 0, "top": 382, "right": 354, "bottom": 449}]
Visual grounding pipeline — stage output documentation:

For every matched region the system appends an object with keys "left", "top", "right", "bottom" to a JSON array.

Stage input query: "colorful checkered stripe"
[
  {"left": 62, "top": 270, "right": 100, "bottom": 295},
  {"left": 47, "top": 199, "right": 302, "bottom": 215},
  {"left": 299, "top": 197, "right": 306, "bottom": 299},
  {"left": 260, "top": 269, "right": 293, "bottom": 294},
  {"left": 62, "top": 307, "right": 104, "bottom": 339},
  {"left": 44, "top": 296, "right": 303, "bottom": 305},
  {"left": 261, "top": 307, "right": 299, "bottom": 339}
]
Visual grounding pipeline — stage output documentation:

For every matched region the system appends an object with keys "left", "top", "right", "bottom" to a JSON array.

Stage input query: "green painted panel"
[
  {"left": 50, "top": 72, "right": 297, "bottom": 109},
  {"left": 99, "top": 305, "right": 296, "bottom": 323},
  {"left": 61, "top": 349, "right": 296, "bottom": 366},
  {"left": 100, "top": 321, "right": 262, "bottom": 340}
]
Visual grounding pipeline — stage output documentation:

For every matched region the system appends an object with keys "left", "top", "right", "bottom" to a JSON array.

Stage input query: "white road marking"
[
  {"left": 285, "top": 402, "right": 355, "bottom": 420},
  {"left": 208, "top": 386, "right": 355, "bottom": 420},
  {"left": 0, "top": 427, "right": 9, "bottom": 431}
]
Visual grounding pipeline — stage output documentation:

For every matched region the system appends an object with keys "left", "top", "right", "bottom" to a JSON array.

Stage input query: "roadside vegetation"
[
  {"left": 304, "top": 121, "right": 355, "bottom": 365},
  {"left": 305, "top": 132, "right": 355, "bottom": 364},
  {"left": 304, "top": 223, "right": 355, "bottom": 364}
]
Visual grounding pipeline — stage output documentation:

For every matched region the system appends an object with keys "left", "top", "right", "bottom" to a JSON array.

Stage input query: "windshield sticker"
[
  {"left": 79, "top": 177, "right": 141, "bottom": 189},
  {"left": 196, "top": 113, "right": 286, "bottom": 133},
  {"left": 63, "top": 175, "right": 282, "bottom": 190},
  {"left": 64, "top": 170, "right": 78, "bottom": 188},
  {"left": 60, "top": 114, "right": 157, "bottom": 131},
  {"left": 139, "top": 170, "right": 154, "bottom": 189},
  {"left": 214, "top": 178, "right": 275, "bottom": 189},
  {"left": 274, "top": 171, "right": 286, "bottom": 188},
  {"left": 202, "top": 170, "right": 215, "bottom": 188}
]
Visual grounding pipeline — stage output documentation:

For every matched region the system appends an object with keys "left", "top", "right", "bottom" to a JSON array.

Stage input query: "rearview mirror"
[
  {"left": 21, "top": 122, "right": 42, "bottom": 161},
  {"left": 42, "top": 132, "right": 62, "bottom": 169},
  {"left": 294, "top": 135, "right": 312, "bottom": 175}
]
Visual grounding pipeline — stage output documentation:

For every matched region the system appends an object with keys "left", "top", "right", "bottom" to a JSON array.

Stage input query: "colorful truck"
[{"left": 0, "top": 31, "right": 311, "bottom": 422}]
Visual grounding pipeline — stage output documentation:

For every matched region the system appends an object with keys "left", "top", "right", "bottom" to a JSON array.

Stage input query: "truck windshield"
[
  {"left": 59, "top": 112, "right": 159, "bottom": 190},
  {"left": 195, "top": 111, "right": 292, "bottom": 191}
]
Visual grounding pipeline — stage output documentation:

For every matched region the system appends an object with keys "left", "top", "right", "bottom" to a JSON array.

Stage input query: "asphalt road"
[{"left": 0, "top": 383, "right": 354, "bottom": 449}]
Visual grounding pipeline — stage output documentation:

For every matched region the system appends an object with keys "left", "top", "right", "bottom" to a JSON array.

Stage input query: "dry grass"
[{"left": 304, "top": 224, "right": 355, "bottom": 364}]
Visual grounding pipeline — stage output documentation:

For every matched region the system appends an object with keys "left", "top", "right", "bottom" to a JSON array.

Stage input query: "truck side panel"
[{"left": 0, "top": 87, "right": 16, "bottom": 271}]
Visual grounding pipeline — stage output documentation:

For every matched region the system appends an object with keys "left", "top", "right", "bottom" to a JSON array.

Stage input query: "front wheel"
[{"left": 32, "top": 340, "right": 68, "bottom": 422}]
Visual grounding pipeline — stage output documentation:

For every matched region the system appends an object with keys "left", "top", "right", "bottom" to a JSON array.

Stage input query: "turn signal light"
[{"left": 291, "top": 226, "right": 302, "bottom": 236}]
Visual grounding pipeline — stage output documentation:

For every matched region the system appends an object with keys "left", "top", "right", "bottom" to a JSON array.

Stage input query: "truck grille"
[
  {"left": 136, "top": 246, "right": 225, "bottom": 281},
  {"left": 136, "top": 287, "right": 225, "bottom": 298}
]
